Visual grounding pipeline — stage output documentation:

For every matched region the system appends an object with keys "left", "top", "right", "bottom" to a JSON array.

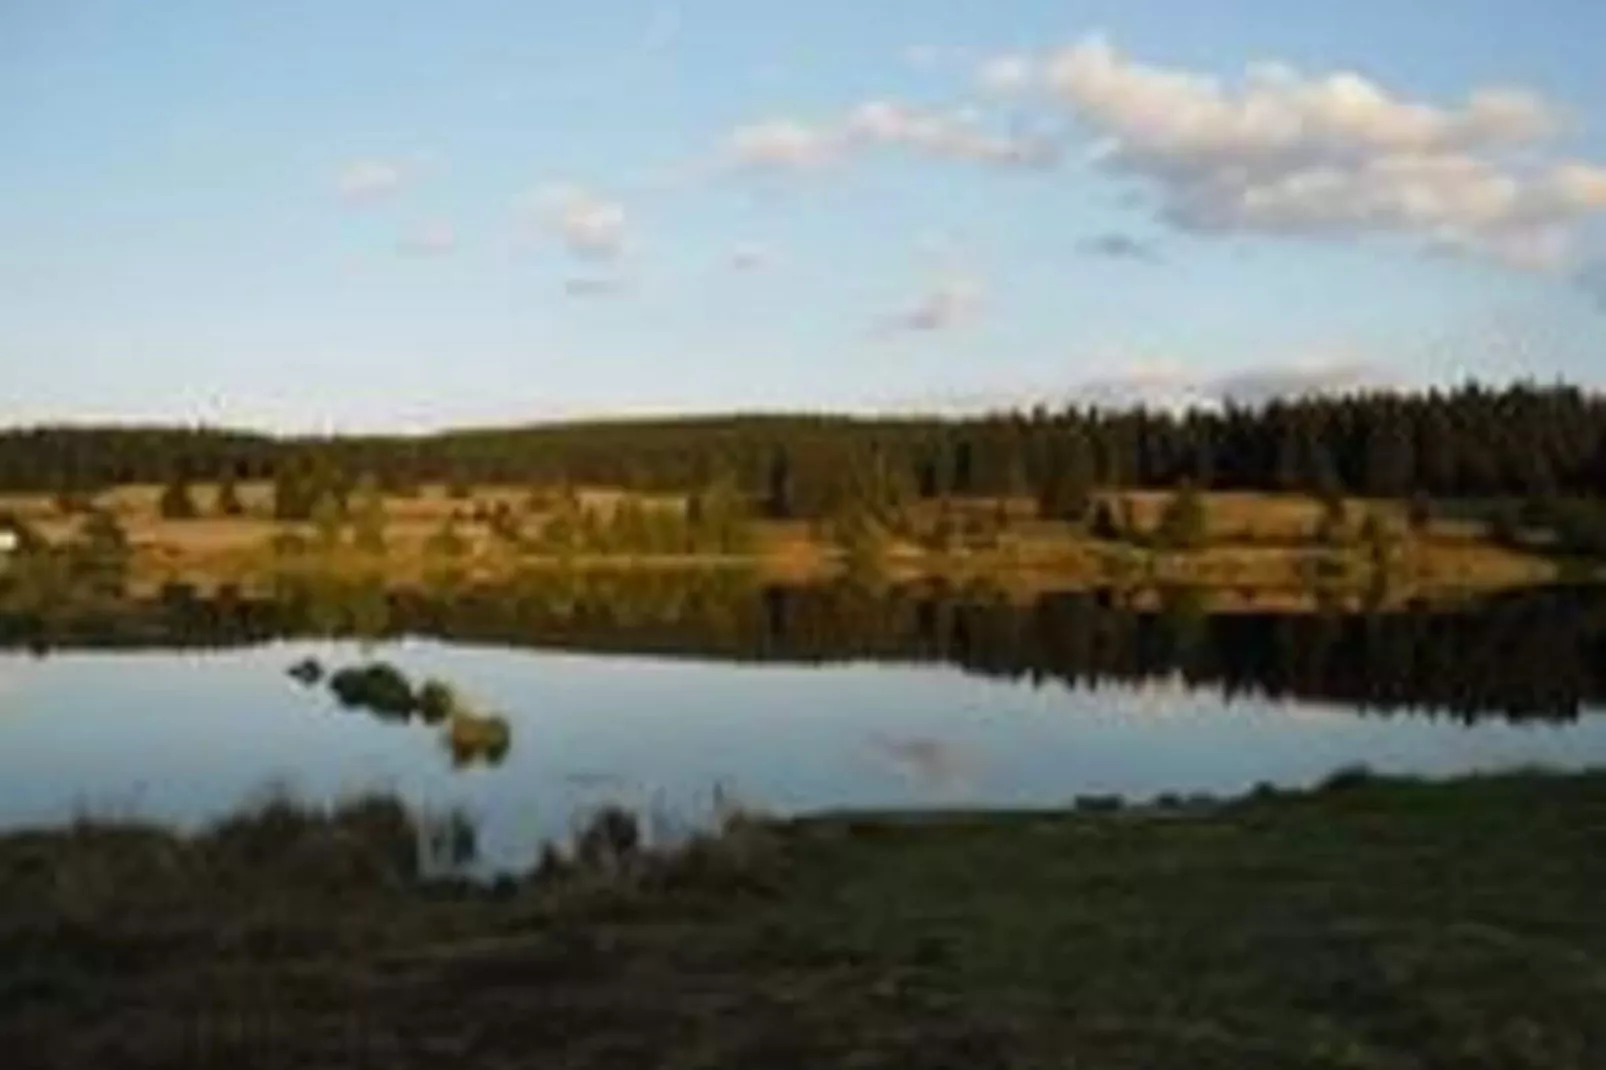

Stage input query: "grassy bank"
[
  {"left": 5, "top": 770, "right": 1606, "bottom": 1067},
  {"left": 4, "top": 481, "right": 1576, "bottom": 602}
]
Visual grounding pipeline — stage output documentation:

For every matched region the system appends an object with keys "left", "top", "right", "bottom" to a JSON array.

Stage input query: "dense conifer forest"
[{"left": 2, "top": 384, "right": 1603, "bottom": 516}]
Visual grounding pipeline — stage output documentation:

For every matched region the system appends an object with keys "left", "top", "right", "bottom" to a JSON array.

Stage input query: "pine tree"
[
  {"left": 311, "top": 491, "right": 345, "bottom": 552},
  {"left": 1363, "top": 417, "right": 1415, "bottom": 498},
  {"left": 1315, "top": 492, "right": 1349, "bottom": 547},
  {"left": 1089, "top": 499, "right": 1122, "bottom": 541},
  {"left": 1038, "top": 433, "right": 1094, "bottom": 523},
  {"left": 351, "top": 475, "right": 386, "bottom": 554},
  {"left": 216, "top": 473, "right": 245, "bottom": 517},
  {"left": 766, "top": 448, "right": 794, "bottom": 520},
  {"left": 1154, "top": 483, "right": 1207, "bottom": 550},
  {"left": 1407, "top": 492, "right": 1433, "bottom": 533},
  {"left": 158, "top": 473, "right": 198, "bottom": 520}
]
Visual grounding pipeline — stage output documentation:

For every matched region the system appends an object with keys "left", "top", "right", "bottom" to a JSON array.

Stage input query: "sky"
[{"left": 3, "top": 0, "right": 1605, "bottom": 431}]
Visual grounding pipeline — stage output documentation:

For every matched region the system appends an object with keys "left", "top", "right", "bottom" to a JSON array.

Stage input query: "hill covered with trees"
[{"left": 2, "top": 384, "right": 1604, "bottom": 519}]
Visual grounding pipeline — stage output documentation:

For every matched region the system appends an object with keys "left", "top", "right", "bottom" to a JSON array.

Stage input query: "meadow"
[{"left": 4, "top": 769, "right": 1604, "bottom": 1068}]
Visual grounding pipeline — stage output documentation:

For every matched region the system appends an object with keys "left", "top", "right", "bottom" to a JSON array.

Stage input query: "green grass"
[{"left": 4, "top": 771, "right": 1606, "bottom": 1067}]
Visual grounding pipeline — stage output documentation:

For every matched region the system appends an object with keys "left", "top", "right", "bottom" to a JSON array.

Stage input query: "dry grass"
[
  {"left": 5, "top": 772, "right": 1606, "bottom": 1068},
  {"left": 3, "top": 483, "right": 1566, "bottom": 599},
  {"left": 1103, "top": 490, "right": 1380, "bottom": 542}
]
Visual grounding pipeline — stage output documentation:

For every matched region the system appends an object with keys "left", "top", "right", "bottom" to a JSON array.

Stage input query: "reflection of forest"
[{"left": 4, "top": 572, "right": 1606, "bottom": 722}]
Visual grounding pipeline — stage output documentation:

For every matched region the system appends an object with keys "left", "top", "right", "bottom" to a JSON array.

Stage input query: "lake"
[{"left": 3, "top": 576, "right": 1606, "bottom": 871}]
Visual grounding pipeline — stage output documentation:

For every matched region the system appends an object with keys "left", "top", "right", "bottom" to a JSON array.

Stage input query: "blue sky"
[{"left": 3, "top": 0, "right": 1605, "bottom": 430}]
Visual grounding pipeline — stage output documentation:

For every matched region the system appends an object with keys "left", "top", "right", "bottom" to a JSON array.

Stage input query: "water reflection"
[
  {"left": 867, "top": 733, "right": 981, "bottom": 793},
  {"left": 2, "top": 570, "right": 1606, "bottom": 722}
]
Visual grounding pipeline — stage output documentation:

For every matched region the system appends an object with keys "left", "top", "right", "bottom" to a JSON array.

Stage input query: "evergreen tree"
[
  {"left": 1360, "top": 511, "right": 1395, "bottom": 571},
  {"left": 1407, "top": 491, "right": 1434, "bottom": 533},
  {"left": 216, "top": 473, "right": 245, "bottom": 517},
  {"left": 158, "top": 473, "right": 199, "bottom": 520},
  {"left": 1488, "top": 502, "right": 1524, "bottom": 546},
  {"left": 1154, "top": 483, "right": 1208, "bottom": 550},
  {"left": 311, "top": 491, "right": 345, "bottom": 552},
  {"left": 766, "top": 448, "right": 794, "bottom": 520},
  {"left": 1316, "top": 493, "right": 1349, "bottom": 547},
  {"left": 950, "top": 438, "right": 975, "bottom": 496},
  {"left": 351, "top": 475, "right": 386, "bottom": 554},
  {"left": 1089, "top": 499, "right": 1122, "bottom": 541},
  {"left": 1363, "top": 417, "right": 1415, "bottom": 498},
  {"left": 1038, "top": 433, "right": 1094, "bottom": 523},
  {"left": 77, "top": 509, "right": 128, "bottom": 558}
]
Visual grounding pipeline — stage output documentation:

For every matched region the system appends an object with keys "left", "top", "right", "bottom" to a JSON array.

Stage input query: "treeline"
[
  {"left": 4, "top": 576, "right": 1606, "bottom": 722},
  {"left": 3, "top": 383, "right": 1605, "bottom": 512}
]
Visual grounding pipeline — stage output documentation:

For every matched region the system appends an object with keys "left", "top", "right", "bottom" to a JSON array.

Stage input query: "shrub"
[
  {"left": 286, "top": 657, "right": 325, "bottom": 686},
  {"left": 1073, "top": 794, "right": 1124, "bottom": 814},
  {"left": 425, "top": 518, "right": 469, "bottom": 558},
  {"left": 328, "top": 662, "right": 416, "bottom": 717},
  {"left": 573, "top": 805, "right": 643, "bottom": 872},
  {"left": 1319, "top": 764, "right": 1377, "bottom": 793},
  {"left": 416, "top": 679, "right": 460, "bottom": 724},
  {"left": 1407, "top": 493, "right": 1434, "bottom": 532},
  {"left": 444, "top": 712, "right": 511, "bottom": 767},
  {"left": 216, "top": 476, "right": 246, "bottom": 517},
  {"left": 270, "top": 529, "right": 309, "bottom": 556},
  {"left": 1089, "top": 500, "right": 1123, "bottom": 541},
  {"left": 1154, "top": 484, "right": 1208, "bottom": 551},
  {"left": 159, "top": 476, "right": 199, "bottom": 520}
]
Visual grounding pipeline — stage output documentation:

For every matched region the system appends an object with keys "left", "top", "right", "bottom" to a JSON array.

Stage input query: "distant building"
[{"left": 0, "top": 518, "right": 26, "bottom": 557}]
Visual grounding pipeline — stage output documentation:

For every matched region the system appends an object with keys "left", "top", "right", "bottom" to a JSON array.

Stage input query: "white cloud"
[
  {"left": 533, "top": 185, "right": 628, "bottom": 258},
  {"left": 847, "top": 100, "right": 1057, "bottom": 165},
  {"left": 1036, "top": 36, "right": 1606, "bottom": 269},
  {"left": 1212, "top": 360, "right": 1389, "bottom": 406},
  {"left": 728, "top": 119, "right": 842, "bottom": 169},
  {"left": 336, "top": 159, "right": 409, "bottom": 203},
  {"left": 1552, "top": 162, "right": 1606, "bottom": 208},
  {"left": 978, "top": 54, "right": 1034, "bottom": 95},
  {"left": 877, "top": 276, "right": 983, "bottom": 334},
  {"left": 1073, "top": 356, "right": 1392, "bottom": 410},
  {"left": 727, "top": 102, "right": 1057, "bottom": 172},
  {"left": 396, "top": 223, "right": 456, "bottom": 257}
]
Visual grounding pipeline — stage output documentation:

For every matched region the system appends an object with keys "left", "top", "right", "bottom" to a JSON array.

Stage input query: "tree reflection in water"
[{"left": 4, "top": 569, "right": 1606, "bottom": 724}]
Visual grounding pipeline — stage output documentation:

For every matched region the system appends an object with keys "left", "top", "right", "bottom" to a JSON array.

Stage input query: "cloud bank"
[
  {"left": 727, "top": 101, "right": 1057, "bottom": 172},
  {"left": 1074, "top": 357, "right": 1392, "bottom": 409},
  {"left": 1039, "top": 36, "right": 1606, "bottom": 268}
]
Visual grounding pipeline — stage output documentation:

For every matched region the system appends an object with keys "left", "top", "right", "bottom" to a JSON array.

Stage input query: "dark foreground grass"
[{"left": 4, "top": 771, "right": 1606, "bottom": 1069}]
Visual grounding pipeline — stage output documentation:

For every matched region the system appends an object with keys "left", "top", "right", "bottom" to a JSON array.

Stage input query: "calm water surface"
[{"left": 4, "top": 611, "right": 1606, "bottom": 870}]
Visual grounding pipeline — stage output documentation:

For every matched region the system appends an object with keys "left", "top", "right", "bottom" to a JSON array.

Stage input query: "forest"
[{"left": 3, "top": 383, "right": 1605, "bottom": 519}]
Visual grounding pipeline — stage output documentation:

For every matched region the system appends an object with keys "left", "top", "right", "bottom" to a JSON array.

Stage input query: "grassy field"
[
  {"left": 1, "top": 482, "right": 1571, "bottom": 597},
  {"left": 3, "top": 770, "right": 1605, "bottom": 1067}
]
